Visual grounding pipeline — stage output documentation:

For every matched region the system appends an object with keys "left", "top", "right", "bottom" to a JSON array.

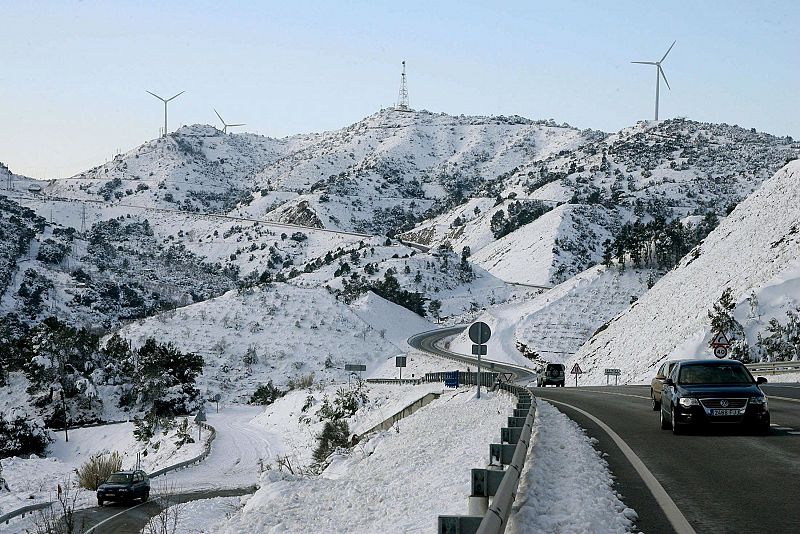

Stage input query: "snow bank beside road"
[
  {"left": 508, "top": 401, "right": 636, "bottom": 534},
  {"left": 215, "top": 389, "right": 513, "bottom": 533}
]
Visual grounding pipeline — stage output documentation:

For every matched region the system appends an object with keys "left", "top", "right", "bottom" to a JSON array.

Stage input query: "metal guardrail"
[
  {"left": 745, "top": 361, "right": 800, "bottom": 375},
  {"left": 357, "top": 392, "right": 442, "bottom": 437},
  {"left": 148, "top": 422, "right": 216, "bottom": 478},
  {"left": 365, "top": 378, "right": 423, "bottom": 385},
  {"left": 1, "top": 421, "right": 216, "bottom": 527},
  {"left": 438, "top": 383, "right": 535, "bottom": 534},
  {"left": 0, "top": 501, "right": 54, "bottom": 527}
]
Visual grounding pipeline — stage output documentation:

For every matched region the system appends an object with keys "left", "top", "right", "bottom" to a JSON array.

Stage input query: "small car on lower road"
[
  {"left": 97, "top": 470, "right": 150, "bottom": 505},
  {"left": 660, "top": 359, "right": 770, "bottom": 434}
]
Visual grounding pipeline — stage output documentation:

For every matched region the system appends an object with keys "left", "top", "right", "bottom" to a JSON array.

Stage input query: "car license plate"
[{"left": 711, "top": 409, "right": 740, "bottom": 416}]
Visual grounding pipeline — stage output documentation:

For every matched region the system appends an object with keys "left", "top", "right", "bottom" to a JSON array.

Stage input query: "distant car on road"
[
  {"left": 537, "top": 363, "right": 565, "bottom": 387},
  {"left": 650, "top": 359, "right": 681, "bottom": 410},
  {"left": 660, "top": 359, "right": 770, "bottom": 434},
  {"left": 97, "top": 470, "right": 150, "bottom": 506}
]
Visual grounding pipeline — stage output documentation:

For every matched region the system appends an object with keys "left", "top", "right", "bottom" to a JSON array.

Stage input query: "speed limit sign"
[{"left": 714, "top": 346, "right": 728, "bottom": 359}]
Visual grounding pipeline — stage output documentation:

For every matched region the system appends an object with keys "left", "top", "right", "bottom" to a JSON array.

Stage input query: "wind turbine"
[
  {"left": 213, "top": 109, "right": 245, "bottom": 134},
  {"left": 147, "top": 90, "right": 185, "bottom": 138},
  {"left": 632, "top": 41, "right": 676, "bottom": 121}
]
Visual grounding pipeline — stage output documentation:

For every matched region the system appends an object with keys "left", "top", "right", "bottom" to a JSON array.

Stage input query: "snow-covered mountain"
[{"left": 570, "top": 159, "right": 800, "bottom": 384}]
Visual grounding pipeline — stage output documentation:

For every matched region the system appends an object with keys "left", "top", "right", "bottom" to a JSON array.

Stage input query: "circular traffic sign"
[
  {"left": 713, "top": 346, "right": 728, "bottom": 359},
  {"left": 468, "top": 322, "right": 491, "bottom": 344}
]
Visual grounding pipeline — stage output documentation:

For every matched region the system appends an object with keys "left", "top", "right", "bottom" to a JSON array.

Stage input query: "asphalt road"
[
  {"left": 534, "top": 384, "right": 800, "bottom": 534},
  {"left": 73, "top": 487, "right": 253, "bottom": 534}
]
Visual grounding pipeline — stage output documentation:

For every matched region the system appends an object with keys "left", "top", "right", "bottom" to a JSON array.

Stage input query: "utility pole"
[{"left": 61, "top": 390, "right": 69, "bottom": 443}]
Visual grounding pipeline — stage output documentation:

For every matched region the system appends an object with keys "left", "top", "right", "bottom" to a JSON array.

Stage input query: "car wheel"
[
  {"left": 671, "top": 408, "right": 683, "bottom": 435},
  {"left": 651, "top": 390, "right": 660, "bottom": 411},
  {"left": 142, "top": 490, "right": 149, "bottom": 502},
  {"left": 660, "top": 405, "right": 671, "bottom": 430}
]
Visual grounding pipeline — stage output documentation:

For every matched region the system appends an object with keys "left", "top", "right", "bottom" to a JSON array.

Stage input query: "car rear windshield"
[
  {"left": 546, "top": 365, "right": 564, "bottom": 373},
  {"left": 678, "top": 364, "right": 753, "bottom": 385},
  {"left": 106, "top": 474, "right": 132, "bottom": 484}
]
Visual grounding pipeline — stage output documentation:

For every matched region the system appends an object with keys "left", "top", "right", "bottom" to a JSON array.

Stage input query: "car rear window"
[{"left": 678, "top": 364, "right": 753, "bottom": 385}]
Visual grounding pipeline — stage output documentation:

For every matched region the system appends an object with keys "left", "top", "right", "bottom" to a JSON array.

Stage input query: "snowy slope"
[
  {"left": 571, "top": 160, "right": 800, "bottom": 384},
  {"left": 115, "top": 284, "right": 433, "bottom": 400}
]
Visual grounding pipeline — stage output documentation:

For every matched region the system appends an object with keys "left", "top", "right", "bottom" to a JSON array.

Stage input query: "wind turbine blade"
[
  {"left": 166, "top": 91, "right": 185, "bottom": 102},
  {"left": 229, "top": 123, "right": 245, "bottom": 127},
  {"left": 661, "top": 40, "right": 676, "bottom": 63},
  {"left": 214, "top": 109, "right": 225, "bottom": 125},
  {"left": 631, "top": 61, "right": 657, "bottom": 65},
  {"left": 659, "top": 66, "right": 671, "bottom": 90},
  {"left": 146, "top": 90, "right": 165, "bottom": 102}
]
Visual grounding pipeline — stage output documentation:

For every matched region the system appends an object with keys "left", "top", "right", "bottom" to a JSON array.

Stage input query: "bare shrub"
[
  {"left": 31, "top": 477, "right": 83, "bottom": 534},
  {"left": 77, "top": 452, "right": 123, "bottom": 490},
  {"left": 144, "top": 483, "right": 186, "bottom": 534}
]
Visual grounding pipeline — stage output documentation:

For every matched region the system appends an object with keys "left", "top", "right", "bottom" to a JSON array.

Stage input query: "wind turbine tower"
[
  {"left": 147, "top": 90, "right": 185, "bottom": 138},
  {"left": 396, "top": 60, "right": 410, "bottom": 111},
  {"left": 632, "top": 41, "right": 676, "bottom": 120},
  {"left": 214, "top": 109, "right": 246, "bottom": 134}
]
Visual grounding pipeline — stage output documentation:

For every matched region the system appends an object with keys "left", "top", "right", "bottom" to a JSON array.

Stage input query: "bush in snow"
[
  {"left": 313, "top": 419, "right": 350, "bottom": 465},
  {"left": 0, "top": 413, "right": 51, "bottom": 459},
  {"left": 77, "top": 451, "right": 122, "bottom": 490},
  {"left": 250, "top": 380, "right": 284, "bottom": 406},
  {"left": 36, "top": 238, "right": 71, "bottom": 265}
]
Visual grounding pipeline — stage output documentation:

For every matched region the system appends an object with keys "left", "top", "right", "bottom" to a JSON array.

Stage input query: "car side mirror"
[
  {"left": 756, "top": 376, "right": 768, "bottom": 385},
  {"left": 664, "top": 378, "right": 675, "bottom": 387}
]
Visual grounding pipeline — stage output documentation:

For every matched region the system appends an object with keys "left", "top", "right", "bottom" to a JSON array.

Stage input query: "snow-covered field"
[{"left": 209, "top": 388, "right": 514, "bottom": 533}]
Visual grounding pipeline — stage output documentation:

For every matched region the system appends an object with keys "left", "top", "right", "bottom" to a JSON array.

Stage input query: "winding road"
[{"left": 410, "top": 326, "right": 800, "bottom": 534}]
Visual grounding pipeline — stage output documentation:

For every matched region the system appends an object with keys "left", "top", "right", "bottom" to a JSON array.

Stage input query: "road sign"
[
  {"left": 711, "top": 331, "right": 731, "bottom": 347},
  {"left": 468, "top": 322, "right": 492, "bottom": 344},
  {"left": 444, "top": 371, "right": 459, "bottom": 388},
  {"left": 604, "top": 369, "right": 621, "bottom": 376},
  {"left": 471, "top": 344, "right": 487, "bottom": 355},
  {"left": 570, "top": 363, "right": 583, "bottom": 388},
  {"left": 194, "top": 410, "right": 207, "bottom": 423},
  {"left": 345, "top": 364, "right": 367, "bottom": 372},
  {"left": 395, "top": 356, "right": 407, "bottom": 368},
  {"left": 714, "top": 346, "right": 728, "bottom": 359}
]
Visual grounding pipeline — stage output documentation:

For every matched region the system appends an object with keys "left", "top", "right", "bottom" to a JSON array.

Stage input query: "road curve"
[
  {"left": 407, "top": 326, "right": 537, "bottom": 382},
  {"left": 75, "top": 487, "right": 253, "bottom": 534},
  {"left": 534, "top": 385, "right": 800, "bottom": 534}
]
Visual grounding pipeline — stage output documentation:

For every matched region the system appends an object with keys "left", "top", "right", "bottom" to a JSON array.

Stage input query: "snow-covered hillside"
[
  {"left": 115, "top": 284, "right": 434, "bottom": 400},
  {"left": 571, "top": 160, "right": 800, "bottom": 384}
]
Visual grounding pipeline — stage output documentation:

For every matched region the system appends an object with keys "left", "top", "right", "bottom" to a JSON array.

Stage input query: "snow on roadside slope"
[
  {"left": 0, "top": 420, "right": 203, "bottom": 519},
  {"left": 571, "top": 160, "right": 800, "bottom": 384},
  {"left": 507, "top": 401, "right": 636, "bottom": 533},
  {"left": 214, "top": 389, "right": 513, "bottom": 533}
]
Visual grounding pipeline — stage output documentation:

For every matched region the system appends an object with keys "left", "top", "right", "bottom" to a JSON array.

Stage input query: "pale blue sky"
[{"left": 1, "top": 0, "right": 797, "bottom": 178}]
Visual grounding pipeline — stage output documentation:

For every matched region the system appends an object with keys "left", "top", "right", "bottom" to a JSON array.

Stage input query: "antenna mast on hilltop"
[{"left": 396, "top": 61, "right": 410, "bottom": 111}]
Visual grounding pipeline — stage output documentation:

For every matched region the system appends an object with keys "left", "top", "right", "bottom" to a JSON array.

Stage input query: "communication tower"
[{"left": 396, "top": 61, "right": 410, "bottom": 111}]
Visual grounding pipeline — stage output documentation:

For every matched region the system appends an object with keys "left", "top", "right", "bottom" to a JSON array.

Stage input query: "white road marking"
[
  {"left": 569, "top": 389, "right": 651, "bottom": 400},
  {"left": 83, "top": 497, "right": 161, "bottom": 534},
  {"left": 788, "top": 431, "right": 800, "bottom": 435},
  {"left": 773, "top": 427, "right": 794, "bottom": 431},
  {"left": 547, "top": 399, "right": 696, "bottom": 534},
  {"left": 765, "top": 385, "right": 800, "bottom": 389},
  {"left": 768, "top": 395, "right": 800, "bottom": 404}
]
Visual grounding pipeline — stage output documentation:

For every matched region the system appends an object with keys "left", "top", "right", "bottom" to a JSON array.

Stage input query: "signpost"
[
  {"left": 212, "top": 393, "right": 221, "bottom": 413},
  {"left": 710, "top": 330, "right": 731, "bottom": 359},
  {"left": 604, "top": 368, "right": 621, "bottom": 386},
  {"left": 396, "top": 356, "right": 407, "bottom": 380},
  {"left": 444, "top": 371, "right": 459, "bottom": 388},
  {"left": 570, "top": 363, "right": 583, "bottom": 387},
  {"left": 468, "top": 322, "right": 492, "bottom": 398},
  {"left": 194, "top": 409, "right": 207, "bottom": 441},
  {"left": 345, "top": 363, "right": 367, "bottom": 384}
]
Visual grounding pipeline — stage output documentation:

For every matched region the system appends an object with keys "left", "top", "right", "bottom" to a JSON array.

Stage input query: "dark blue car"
[
  {"left": 97, "top": 470, "right": 150, "bottom": 505},
  {"left": 660, "top": 359, "right": 770, "bottom": 434}
]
